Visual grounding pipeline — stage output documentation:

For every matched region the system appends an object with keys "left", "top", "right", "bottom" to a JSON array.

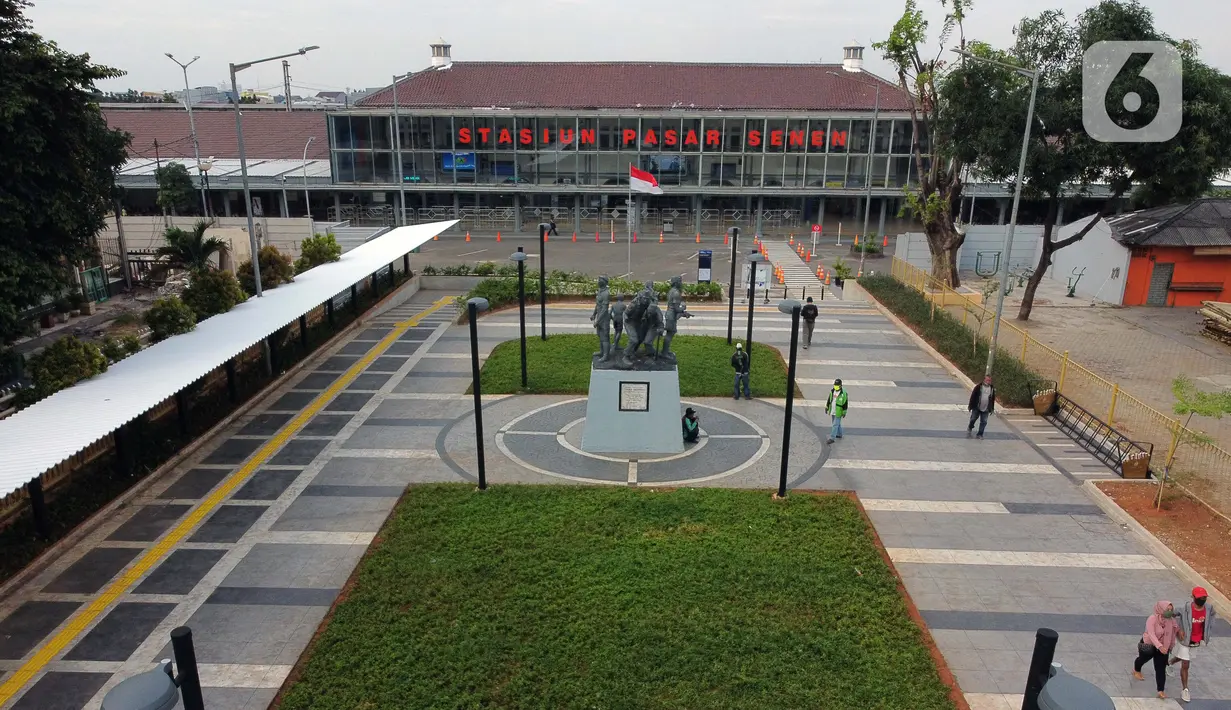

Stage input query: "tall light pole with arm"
[
  {"left": 952, "top": 49, "right": 1039, "bottom": 378},
  {"left": 230, "top": 45, "right": 319, "bottom": 296},
  {"left": 166, "top": 53, "right": 207, "bottom": 216},
  {"left": 302, "top": 136, "right": 315, "bottom": 222},
  {"left": 829, "top": 71, "right": 881, "bottom": 278}
]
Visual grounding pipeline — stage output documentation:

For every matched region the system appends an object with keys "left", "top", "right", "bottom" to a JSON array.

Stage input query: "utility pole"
[
  {"left": 282, "top": 60, "right": 292, "bottom": 111},
  {"left": 154, "top": 138, "right": 169, "bottom": 227},
  {"left": 165, "top": 53, "right": 207, "bottom": 216}
]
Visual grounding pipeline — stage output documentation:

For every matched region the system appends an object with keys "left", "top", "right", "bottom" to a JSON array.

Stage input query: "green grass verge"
[
  {"left": 478, "top": 333, "right": 791, "bottom": 397},
  {"left": 277, "top": 485, "right": 957, "bottom": 710},
  {"left": 858, "top": 273, "right": 1040, "bottom": 407}
]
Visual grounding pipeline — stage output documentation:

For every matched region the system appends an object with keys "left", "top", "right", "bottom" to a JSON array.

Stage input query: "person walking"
[
  {"left": 1134, "top": 600, "right": 1182, "bottom": 699},
  {"left": 731, "top": 342, "right": 751, "bottom": 400},
  {"left": 548, "top": 218, "right": 559, "bottom": 237},
  {"left": 825, "top": 379, "right": 848, "bottom": 444},
  {"left": 967, "top": 375, "right": 996, "bottom": 439},
  {"left": 1171, "top": 586, "right": 1218, "bottom": 703},
  {"left": 682, "top": 407, "right": 700, "bottom": 443},
  {"left": 801, "top": 296, "right": 819, "bottom": 349}
]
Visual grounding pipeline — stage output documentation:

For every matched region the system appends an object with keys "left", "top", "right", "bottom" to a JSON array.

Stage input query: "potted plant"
[
  {"left": 1032, "top": 384, "right": 1058, "bottom": 416},
  {"left": 831, "top": 258, "right": 854, "bottom": 288},
  {"left": 1121, "top": 449, "right": 1151, "bottom": 480},
  {"left": 53, "top": 298, "right": 72, "bottom": 323}
]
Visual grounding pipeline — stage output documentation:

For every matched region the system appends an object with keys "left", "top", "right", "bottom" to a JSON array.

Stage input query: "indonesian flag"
[{"left": 629, "top": 164, "right": 663, "bottom": 194}]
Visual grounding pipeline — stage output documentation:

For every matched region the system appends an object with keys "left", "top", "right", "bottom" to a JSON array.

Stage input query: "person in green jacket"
[
  {"left": 825, "top": 379, "right": 848, "bottom": 444},
  {"left": 682, "top": 407, "right": 700, "bottom": 443}
]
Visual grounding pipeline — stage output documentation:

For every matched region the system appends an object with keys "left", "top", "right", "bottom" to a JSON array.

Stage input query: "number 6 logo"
[{"left": 1082, "top": 41, "right": 1182, "bottom": 143}]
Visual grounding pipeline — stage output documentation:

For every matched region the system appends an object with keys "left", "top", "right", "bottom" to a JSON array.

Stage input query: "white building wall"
[
  {"left": 1045, "top": 216, "right": 1129, "bottom": 304},
  {"left": 897, "top": 225, "right": 1044, "bottom": 276},
  {"left": 97, "top": 216, "right": 318, "bottom": 265}
]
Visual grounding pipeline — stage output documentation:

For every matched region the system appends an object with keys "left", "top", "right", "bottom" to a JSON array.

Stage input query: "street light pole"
[
  {"left": 302, "top": 136, "right": 314, "bottom": 223},
  {"left": 510, "top": 248, "right": 528, "bottom": 389},
  {"left": 229, "top": 45, "right": 319, "bottom": 297},
  {"left": 776, "top": 299, "right": 802, "bottom": 498},
  {"left": 953, "top": 50, "right": 1040, "bottom": 377},
  {"left": 726, "top": 226, "right": 739, "bottom": 344},
  {"left": 392, "top": 73, "right": 407, "bottom": 226},
  {"left": 745, "top": 253, "right": 765, "bottom": 360},
  {"left": 538, "top": 222, "right": 548, "bottom": 340},
  {"left": 166, "top": 53, "right": 207, "bottom": 216},
  {"left": 829, "top": 71, "right": 881, "bottom": 278},
  {"left": 467, "top": 297, "right": 491, "bottom": 490}
]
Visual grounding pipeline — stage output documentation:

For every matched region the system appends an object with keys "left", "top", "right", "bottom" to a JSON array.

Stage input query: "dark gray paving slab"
[
  {"left": 923, "top": 610, "right": 1151, "bottom": 635},
  {"left": 158, "top": 468, "right": 229, "bottom": 500},
  {"left": 402, "top": 370, "right": 470, "bottom": 378},
  {"left": 153, "top": 604, "right": 327, "bottom": 665},
  {"left": 320, "top": 355, "right": 360, "bottom": 371},
  {"left": 64, "top": 602, "right": 176, "bottom": 661},
  {"left": 385, "top": 340, "right": 429, "bottom": 356},
  {"left": 294, "top": 372, "right": 339, "bottom": 390},
  {"left": 323, "top": 392, "right": 374, "bottom": 412},
  {"left": 270, "top": 496, "right": 399, "bottom": 532},
  {"left": 301, "top": 484, "right": 405, "bottom": 497},
  {"left": 231, "top": 469, "right": 302, "bottom": 500},
  {"left": 502, "top": 435, "right": 625, "bottom": 482},
  {"left": 0, "top": 601, "right": 81, "bottom": 660},
  {"left": 10, "top": 671, "right": 110, "bottom": 710},
  {"left": 222, "top": 543, "right": 367, "bottom": 589},
  {"left": 106, "top": 505, "right": 192, "bottom": 543},
  {"left": 188, "top": 505, "right": 267, "bottom": 543},
  {"left": 203, "top": 438, "right": 264, "bottom": 465},
  {"left": 205, "top": 586, "right": 339, "bottom": 606},
  {"left": 269, "top": 391, "right": 317, "bottom": 412},
  {"left": 238, "top": 412, "right": 295, "bottom": 437},
  {"left": 337, "top": 340, "right": 377, "bottom": 356},
  {"left": 839, "top": 427, "right": 1017, "bottom": 440},
  {"left": 346, "top": 373, "right": 393, "bottom": 391},
  {"left": 43, "top": 547, "right": 142, "bottom": 594},
  {"left": 398, "top": 327, "right": 436, "bottom": 340},
  {"left": 640, "top": 438, "right": 765, "bottom": 482},
  {"left": 391, "top": 375, "right": 472, "bottom": 394},
  {"left": 135, "top": 548, "right": 227, "bottom": 595},
  {"left": 893, "top": 380, "right": 966, "bottom": 389},
  {"left": 270, "top": 439, "right": 330, "bottom": 466},
  {"left": 1001, "top": 502, "right": 1105, "bottom": 516},
  {"left": 366, "top": 355, "right": 410, "bottom": 373},
  {"left": 363, "top": 418, "right": 456, "bottom": 427},
  {"left": 356, "top": 327, "right": 393, "bottom": 340},
  {"left": 299, "top": 413, "right": 353, "bottom": 437},
  {"left": 807, "top": 341, "right": 919, "bottom": 350}
]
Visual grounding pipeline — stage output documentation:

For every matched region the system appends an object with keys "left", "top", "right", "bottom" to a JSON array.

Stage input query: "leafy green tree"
[
  {"left": 238, "top": 245, "right": 295, "bottom": 295},
  {"left": 157, "top": 219, "right": 226, "bottom": 272},
  {"left": 1156, "top": 375, "right": 1231, "bottom": 507},
  {"left": 154, "top": 162, "right": 196, "bottom": 215},
  {"left": 144, "top": 296, "right": 196, "bottom": 341},
  {"left": 16, "top": 335, "right": 108, "bottom": 408},
  {"left": 181, "top": 268, "right": 247, "bottom": 321},
  {"left": 944, "top": 0, "right": 1231, "bottom": 319},
  {"left": 293, "top": 232, "right": 343, "bottom": 274},
  {"left": 0, "top": 0, "right": 130, "bottom": 345},
  {"left": 874, "top": 0, "right": 971, "bottom": 287}
]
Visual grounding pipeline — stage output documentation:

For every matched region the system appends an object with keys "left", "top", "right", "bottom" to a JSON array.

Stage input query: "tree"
[
  {"left": 1155, "top": 375, "right": 1231, "bottom": 507},
  {"left": 238, "top": 245, "right": 295, "bottom": 295},
  {"left": 157, "top": 219, "right": 226, "bottom": 272},
  {"left": 144, "top": 296, "right": 196, "bottom": 341},
  {"left": 154, "top": 162, "right": 196, "bottom": 215},
  {"left": 874, "top": 0, "right": 971, "bottom": 287},
  {"left": 15, "top": 335, "right": 108, "bottom": 408},
  {"left": 181, "top": 268, "right": 247, "bottom": 321},
  {"left": 294, "top": 232, "right": 343, "bottom": 274},
  {"left": 945, "top": 0, "right": 1231, "bottom": 319},
  {"left": 0, "top": 0, "right": 130, "bottom": 345}
]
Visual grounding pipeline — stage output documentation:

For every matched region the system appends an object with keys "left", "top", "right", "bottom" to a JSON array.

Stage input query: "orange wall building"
[{"left": 1106, "top": 199, "right": 1231, "bottom": 307}]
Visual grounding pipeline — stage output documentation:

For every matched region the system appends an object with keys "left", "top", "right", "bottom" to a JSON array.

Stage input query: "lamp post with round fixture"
[{"left": 509, "top": 248, "right": 529, "bottom": 389}]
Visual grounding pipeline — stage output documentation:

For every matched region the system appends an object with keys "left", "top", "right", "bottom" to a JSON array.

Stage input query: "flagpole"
[{"left": 627, "top": 167, "right": 633, "bottom": 276}]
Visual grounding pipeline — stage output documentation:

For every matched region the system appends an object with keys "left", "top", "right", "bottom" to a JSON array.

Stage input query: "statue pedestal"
[{"left": 581, "top": 366, "right": 684, "bottom": 454}]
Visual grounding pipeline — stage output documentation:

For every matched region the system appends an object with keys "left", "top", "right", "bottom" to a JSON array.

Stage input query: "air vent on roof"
[{"left": 430, "top": 38, "right": 452, "bottom": 69}]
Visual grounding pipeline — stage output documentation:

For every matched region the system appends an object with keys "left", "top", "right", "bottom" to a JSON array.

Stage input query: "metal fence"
[{"left": 889, "top": 257, "right": 1231, "bottom": 519}]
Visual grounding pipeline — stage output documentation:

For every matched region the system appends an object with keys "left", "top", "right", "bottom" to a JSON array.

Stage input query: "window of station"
[
  {"left": 374, "top": 152, "right": 394, "bottom": 183},
  {"left": 848, "top": 119, "right": 871, "bottom": 155},
  {"left": 680, "top": 118, "right": 701, "bottom": 152},
  {"left": 371, "top": 116, "right": 392, "bottom": 150},
  {"left": 784, "top": 154, "right": 806, "bottom": 186},
  {"left": 352, "top": 150, "right": 375, "bottom": 182},
  {"left": 764, "top": 118, "right": 787, "bottom": 153},
  {"left": 640, "top": 118, "right": 662, "bottom": 150},
  {"left": 742, "top": 155, "right": 764, "bottom": 186},
  {"left": 762, "top": 155, "right": 786, "bottom": 186},
  {"left": 786, "top": 119, "right": 808, "bottom": 154},
  {"left": 334, "top": 151, "right": 354, "bottom": 182},
  {"left": 598, "top": 118, "right": 619, "bottom": 150},
  {"left": 723, "top": 118, "right": 744, "bottom": 152},
  {"left": 618, "top": 117, "right": 639, "bottom": 150},
  {"left": 890, "top": 119, "right": 913, "bottom": 154},
  {"left": 332, "top": 116, "right": 352, "bottom": 150},
  {"left": 822, "top": 156, "right": 848, "bottom": 187},
  {"left": 828, "top": 119, "right": 850, "bottom": 154},
  {"left": 660, "top": 118, "right": 682, "bottom": 151},
  {"left": 874, "top": 119, "right": 893, "bottom": 154}
]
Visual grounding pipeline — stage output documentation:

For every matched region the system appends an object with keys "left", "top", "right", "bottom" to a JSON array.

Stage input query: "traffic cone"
[
  {"left": 825, "top": 273, "right": 831, "bottom": 285},
  {"left": 806, "top": 251, "right": 811, "bottom": 263},
  {"left": 789, "top": 235, "right": 794, "bottom": 246},
  {"left": 433, "top": 234, "right": 438, "bottom": 241},
  {"left": 496, "top": 232, "right": 501, "bottom": 242},
  {"left": 754, "top": 234, "right": 759, "bottom": 245},
  {"left": 633, "top": 232, "right": 638, "bottom": 243},
  {"left": 572, "top": 232, "right": 577, "bottom": 242},
  {"left": 816, "top": 266, "right": 822, "bottom": 277},
  {"left": 544, "top": 232, "right": 548, "bottom": 242},
  {"left": 695, "top": 232, "right": 701, "bottom": 243},
  {"left": 857, "top": 267, "right": 863, "bottom": 278},
  {"left": 465, "top": 232, "right": 471, "bottom": 242},
  {"left": 723, "top": 232, "right": 728, "bottom": 245},
  {"left": 595, "top": 230, "right": 600, "bottom": 242},
  {"left": 659, "top": 232, "right": 664, "bottom": 244},
  {"left": 882, "top": 234, "right": 889, "bottom": 247},
  {"left": 854, "top": 234, "right": 859, "bottom": 247}
]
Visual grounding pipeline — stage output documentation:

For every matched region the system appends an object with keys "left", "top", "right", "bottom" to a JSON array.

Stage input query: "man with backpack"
[{"left": 801, "top": 296, "right": 819, "bottom": 348}]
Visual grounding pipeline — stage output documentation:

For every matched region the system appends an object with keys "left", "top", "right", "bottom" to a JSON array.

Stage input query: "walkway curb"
[{"left": 1082, "top": 480, "right": 1231, "bottom": 613}]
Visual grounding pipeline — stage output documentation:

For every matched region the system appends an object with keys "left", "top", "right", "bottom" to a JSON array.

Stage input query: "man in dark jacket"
[
  {"left": 731, "top": 343, "right": 750, "bottom": 400},
  {"left": 967, "top": 375, "right": 996, "bottom": 439},
  {"left": 801, "top": 297, "right": 819, "bottom": 349}
]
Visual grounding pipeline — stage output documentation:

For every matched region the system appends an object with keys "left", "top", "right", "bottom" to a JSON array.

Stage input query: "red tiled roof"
[
  {"left": 102, "top": 106, "right": 330, "bottom": 161},
  {"left": 356, "top": 62, "right": 912, "bottom": 112}
]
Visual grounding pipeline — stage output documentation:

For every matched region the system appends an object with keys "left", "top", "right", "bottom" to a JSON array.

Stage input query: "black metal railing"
[{"left": 1044, "top": 391, "right": 1154, "bottom": 478}]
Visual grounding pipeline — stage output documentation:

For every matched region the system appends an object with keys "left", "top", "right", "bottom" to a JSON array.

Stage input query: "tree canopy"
[
  {"left": 155, "top": 162, "right": 196, "bottom": 215},
  {"left": 0, "top": 0, "right": 130, "bottom": 344}
]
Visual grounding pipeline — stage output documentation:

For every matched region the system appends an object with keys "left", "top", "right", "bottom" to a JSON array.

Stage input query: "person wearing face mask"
[
  {"left": 825, "top": 379, "right": 848, "bottom": 444},
  {"left": 1134, "top": 600, "right": 1182, "bottom": 699},
  {"left": 1170, "top": 586, "right": 1218, "bottom": 703}
]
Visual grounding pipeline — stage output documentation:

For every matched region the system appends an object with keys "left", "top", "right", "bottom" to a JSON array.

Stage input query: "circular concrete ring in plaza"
[{"left": 495, "top": 398, "right": 770, "bottom": 486}]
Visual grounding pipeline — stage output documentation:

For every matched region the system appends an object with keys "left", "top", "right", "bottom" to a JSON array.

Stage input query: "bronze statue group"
[{"left": 591, "top": 276, "right": 692, "bottom": 369}]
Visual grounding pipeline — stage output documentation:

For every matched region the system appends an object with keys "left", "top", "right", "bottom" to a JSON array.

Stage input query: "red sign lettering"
[
  {"left": 580, "top": 128, "right": 595, "bottom": 144},
  {"left": 747, "top": 130, "right": 761, "bottom": 147},
  {"left": 705, "top": 129, "right": 720, "bottom": 147},
  {"left": 519, "top": 128, "right": 532, "bottom": 145},
  {"left": 829, "top": 130, "right": 847, "bottom": 148},
  {"left": 477, "top": 127, "right": 491, "bottom": 143},
  {"left": 497, "top": 128, "right": 512, "bottom": 144},
  {"left": 643, "top": 129, "right": 657, "bottom": 146},
  {"left": 684, "top": 129, "right": 699, "bottom": 146},
  {"left": 559, "top": 128, "right": 574, "bottom": 144},
  {"left": 622, "top": 129, "right": 637, "bottom": 145},
  {"left": 788, "top": 130, "right": 805, "bottom": 147},
  {"left": 769, "top": 130, "right": 784, "bottom": 147},
  {"left": 810, "top": 130, "right": 824, "bottom": 147},
  {"left": 457, "top": 127, "right": 472, "bottom": 144},
  {"left": 449, "top": 125, "right": 852, "bottom": 151},
  {"left": 664, "top": 129, "right": 678, "bottom": 146}
]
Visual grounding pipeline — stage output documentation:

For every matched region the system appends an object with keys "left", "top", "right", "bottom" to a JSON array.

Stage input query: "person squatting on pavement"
[
  {"left": 825, "top": 379, "right": 848, "bottom": 444},
  {"left": 731, "top": 342, "right": 751, "bottom": 400},
  {"left": 967, "top": 375, "right": 996, "bottom": 439},
  {"left": 682, "top": 407, "right": 700, "bottom": 443},
  {"left": 1170, "top": 586, "right": 1218, "bottom": 703},
  {"left": 1134, "top": 600, "right": 1181, "bottom": 699},
  {"left": 801, "top": 296, "right": 819, "bottom": 349}
]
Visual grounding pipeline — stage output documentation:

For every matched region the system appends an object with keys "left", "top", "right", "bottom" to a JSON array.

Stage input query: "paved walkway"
[{"left": 1, "top": 289, "right": 1229, "bottom": 709}]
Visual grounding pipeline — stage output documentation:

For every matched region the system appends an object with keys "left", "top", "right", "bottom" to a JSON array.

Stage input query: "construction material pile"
[{"left": 1199, "top": 301, "right": 1231, "bottom": 346}]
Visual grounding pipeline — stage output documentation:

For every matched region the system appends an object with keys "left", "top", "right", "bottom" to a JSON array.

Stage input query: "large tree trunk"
[
  {"left": 924, "top": 215, "right": 963, "bottom": 288},
  {"left": 1017, "top": 197, "right": 1060, "bottom": 321}
]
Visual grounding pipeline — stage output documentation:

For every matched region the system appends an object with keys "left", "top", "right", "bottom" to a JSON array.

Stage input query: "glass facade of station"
[{"left": 329, "top": 113, "right": 928, "bottom": 189}]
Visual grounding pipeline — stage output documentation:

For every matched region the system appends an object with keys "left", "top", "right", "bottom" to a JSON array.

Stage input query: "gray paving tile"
[
  {"left": 893, "top": 380, "right": 966, "bottom": 389},
  {"left": 804, "top": 341, "right": 919, "bottom": 350},
  {"left": 301, "top": 484, "right": 405, "bottom": 497},
  {"left": 366, "top": 355, "right": 410, "bottom": 373},
  {"left": 205, "top": 586, "right": 339, "bottom": 606},
  {"left": 231, "top": 469, "right": 302, "bottom": 500},
  {"left": 356, "top": 327, "right": 393, "bottom": 340},
  {"left": 337, "top": 340, "right": 377, "bottom": 356},
  {"left": 346, "top": 373, "right": 392, "bottom": 391},
  {"left": 323, "top": 392, "right": 375, "bottom": 412},
  {"left": 922, "top": 610, "right": 1144, "bottom": 635},
  {"left": 362, "top": 418, "right": 456, "bottom": 427},
  {"left": 189, "top": 505, "right": 267, "bottom": 543},
  {"left": 238, "top": 412, "right": 295, "bottom": 437},
  {"left": 385, "top": 340, "right": 429, "bottom": 356},
  {"left": 203, "top": 438, "right": 264, "bottom": 465},
  {"left": 269, "top": 391, "right": 317, "bottom": 411},
  {"left": 0, "top": 601, "right": 80, "bottom": 660},
  {"left": 402, "top": 370, "right": 471, "bottom": 378},
  {"left": 64, "top": 602, "right": 176, "bottom": 661},
  {"left": 320, "top": 355, "right": 360, "bottom": 371},
  {"left": 222, "top": 543, "right": 366, "bottom": 589},
  {"left": 153, "top": 604, "right": 327, "bottom": 665},
  {"left": 270, "top": 496, "right": 398, "bottom": 532},
  {"left": 157, "top": 468, "right": 229, "bottom": 500},
  {"left": 343, "top": 424, "right": 440, "bottom": 450},
  {"left": 294, "top": 372, "right": 339, "bottom": 390},
  {"left": 299, "top": 413, "right": 353, "bottom": 437},
  {"left": 197, "top": 687, "right": 279, "bottom": 710},
  {"left": 134, "top": 548, "right": 228, "bottom": 595},
  {"left": 43, "top": 547, "right": 141, "bottom": 594},
  {"left": 839, "top": 427, "right": 1017, "bottom": 440},
  {"left": 106, "top": 505, "right": 191, "bottom": 542},
  {"left": 270, "top": 439, "right": 330, "bottom": 466},
  {"left": 1001, "top": 502, "right": 1105, "bottom": 516},
  {"left": 312, "top": 458, "right": 419, "bottom": 487},
  {"left": 10, "top": 671, "right": 111, "bottom": 710}
]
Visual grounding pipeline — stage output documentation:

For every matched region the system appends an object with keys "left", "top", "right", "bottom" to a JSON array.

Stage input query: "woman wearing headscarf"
[{"left": 1133, "top": 600, "right": 1182, "bottom": 698}]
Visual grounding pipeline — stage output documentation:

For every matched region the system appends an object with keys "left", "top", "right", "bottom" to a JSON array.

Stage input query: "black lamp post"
[
  {"left": 467, "top": 297, "right": 490, "bottom": 490},
  {"left": 726, "top": 226, "right": 740, "bottom": 344},
  {"left": 509, "top": 248, "right": 528, "bottom": 389},
  {"left": 745, "top": 252, "right": 765, "bottom": 359},
  {"left": 776, "top": 298, "right": 802, "bottom": 498},
  {"left": 538, "top": 222, "right": 549, "bottom": 341}
]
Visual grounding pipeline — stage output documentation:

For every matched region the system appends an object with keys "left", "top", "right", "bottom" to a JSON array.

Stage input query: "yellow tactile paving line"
[{"left": 0, "top": 296, "right": 453, "bottom": 705}]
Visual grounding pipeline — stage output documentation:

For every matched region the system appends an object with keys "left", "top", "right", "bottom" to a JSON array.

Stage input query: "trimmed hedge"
[
  {"left": 457, "top": 274, "right": 723, "bottom": 321},
  {"left": 858, "top": 274, "right": 1039, "bottom": 407}
]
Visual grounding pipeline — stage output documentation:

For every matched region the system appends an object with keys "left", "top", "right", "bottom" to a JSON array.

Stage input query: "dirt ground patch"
[{"left": 1096, "top": 481, "right": 1231, "bottom": 595}]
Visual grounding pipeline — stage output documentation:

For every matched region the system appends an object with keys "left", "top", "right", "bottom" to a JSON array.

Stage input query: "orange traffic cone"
[
  {"left": 789, "top": 235, "right": 795, "bottom": 246},
  {"left": 816, "top": 266, "right": 822, "bottom": 277},
  {"left": 805, "top": 251, "right": 811, "bottom": 263},
  {"left": 695, "top": 233, "right": 701, "bottom": 243},
  {"left": 825, "top": 273, "right": 831, "bottom": 285},
  {"left": 595, "top": 230, "right": 600, "bottom": 242},
  {"left": 433, "top": 234, "right": 438, "bottom": 241},
  {"left": 723, "top": 232, "right": 728, "bottom": 245},
  {"left": 882, "top": 234, "right": 889, "bottom": 247},
  {"left": 544, "top": 232, "right": 548, "bottom": 242},
  {"left": 496, "top": 232, "right": 501, "bottom": 243},
  {"left": 659, "top": 232, "right": 664, "bottom": 244},
  {"left": 633, "top": 232, "right": 638, "bottom": 243},
  {"left": 854, "top": 234, "right": 860, "bottom": 247},
  {"left": 572, "top": 232, "right": 577, "bottom": 242},
  {"left": 465, "top": 232, "right": 471, "bottom": 242},
  {"left": 857, "top": 268, "right": 863, "bottom": 278},
  {"left": 754, "top": 234, "right": 760, "bottom": 245}
]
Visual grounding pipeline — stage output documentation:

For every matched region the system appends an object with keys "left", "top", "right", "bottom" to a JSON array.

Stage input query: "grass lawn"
[
  {"left": 277, "top": 485, "right": 957, "bottom": 710},
  {"left": 478, "top": 333, "right": 793, "bottom": 397}
]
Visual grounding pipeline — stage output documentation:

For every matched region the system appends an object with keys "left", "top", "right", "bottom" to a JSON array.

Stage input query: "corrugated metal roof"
[
  {"left": 115, "top": 158, "right": 332, "bottom": 179},
  {"left": 1106, "top": 199, "right": 1231, "bottom": 247},
  {"left": 0, "top": 221, "right": 456, "bottom": 500}
]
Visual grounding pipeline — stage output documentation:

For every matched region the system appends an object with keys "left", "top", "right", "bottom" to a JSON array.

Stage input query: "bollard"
[
  {"left": 1036, "top": 663, "right": 1115, "bottom": 710},
  {"left": 1022, "top": 628, "right": 1058, "bottom": 710},
  {"left": 170, "top": 627, "right": 205, "bottom": 710},
  {"left": 100, "top": 659, "right": 178, "bottom": 710}
]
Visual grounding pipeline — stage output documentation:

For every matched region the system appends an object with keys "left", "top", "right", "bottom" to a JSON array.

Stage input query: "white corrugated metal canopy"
[{"left": 0, "top": 220, "right": 455, "bottom": 500}]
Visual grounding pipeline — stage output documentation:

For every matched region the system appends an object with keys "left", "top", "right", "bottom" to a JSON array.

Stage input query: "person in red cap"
[{"left": 1170, "top": 585, "right": 1218, "bottom": 703}]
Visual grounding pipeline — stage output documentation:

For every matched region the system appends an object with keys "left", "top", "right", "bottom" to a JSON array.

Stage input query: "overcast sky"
[{"left": 25, "top": 0, "right": 1231, "bottom": 95}]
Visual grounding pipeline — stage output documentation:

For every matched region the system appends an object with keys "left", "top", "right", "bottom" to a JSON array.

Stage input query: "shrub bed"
[
  {"left": 858, "top": 274, "right": 1039, "bottom": 407},
  {"left": 456, "top": 273, "right": 723, "bottom": 322}
]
